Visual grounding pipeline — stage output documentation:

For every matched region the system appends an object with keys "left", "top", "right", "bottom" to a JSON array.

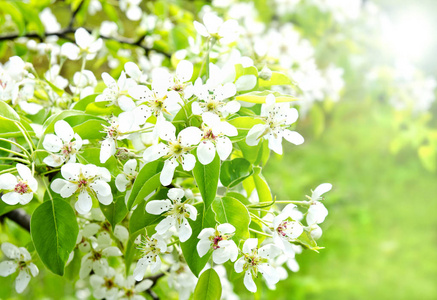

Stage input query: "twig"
[{"left": 1, "top": 209, "right": 31, "bottom": 232}]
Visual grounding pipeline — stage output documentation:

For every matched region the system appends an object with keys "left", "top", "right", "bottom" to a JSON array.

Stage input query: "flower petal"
[
  {"left": 54, "top": 120, "right": 74, "bottom": 142},
  {"left": 42, "top": 134, "right": 62, "bottom": 152},
  {"left": 145, "top": 200, "right": 172, "bottom": 215},
  {"left": 197, "top": 141, "right": 216, "bottom": 165}
]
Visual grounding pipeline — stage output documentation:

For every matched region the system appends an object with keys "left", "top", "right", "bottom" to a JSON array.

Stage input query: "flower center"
[
  {"left": 61, "top": 142, "right": 76, "bottom": 156},
  {"left": 78, "top": 179, "right": 88, "bottom": 189},
  {"left": 14, "top": 180, "right": 30, "bottom": 194},
  {"left": 276, "top": 221, "right": 289, "bottom": 237},
  {"left": 212, "top": 235, "right": 223, "bottom": 250},
  {"left": 104, "top": 278, "right": 115, "bottom": 289},
  {"left": 169, "top": 142, "right": 184, "bottom": 156},
  {"left": 203, "top": 128, "right": 217, "bottom": 141}
]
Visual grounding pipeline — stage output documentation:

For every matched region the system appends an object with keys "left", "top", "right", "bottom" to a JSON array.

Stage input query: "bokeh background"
[{"left": 0, "top": 0, "right": 436, "bottom": 299}]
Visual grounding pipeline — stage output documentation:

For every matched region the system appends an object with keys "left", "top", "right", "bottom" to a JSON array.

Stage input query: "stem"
[
  {"left": 14, "top": 122, "right": 35, "bottom": 154},
  {"left": 42, "top": 177, "right": 53, "bottom": 201},
  {"left": 0, "top": 147, "right": 28, "bottom": 158},
  {"left": 0, "top": 157, "right": 31, "bottom": 164},
  {"left": 249, "top": 228, "right": 271, "bottom": 237},
  {"left": 249, "top": 212, "right": 270, "bottom": 226},
  {"left": 0, "top": 138, "right": 31, "bottom": 157},
  {"left": 0, "top": 167, "right": 15, "bottom": 175}
]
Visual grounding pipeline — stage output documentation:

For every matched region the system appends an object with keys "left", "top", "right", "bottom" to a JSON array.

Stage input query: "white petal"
[
  {"left": 61, "top": 163, "right": 81, "bottom": 181},
  {"left": 16, "top": 163, "right": 32, "bottom": 181},
  {"left": 244, "top": 270, "right": 257, "bottom": 293},
  {"left": 115, "top": 174, "right": 129, "bottom": 192},
  {"left": 124, "top": 159, "right": 137, "bottom": 175},
  {"left": 197, "top": 228, "right": 215, "bottom": 240},
  {"left": 168, "top": 188, "right": 184, "bottom": 201},
  {"left": 216, "top": 137, "right": 232, "bottom": 161},
  {"left": 60, "top": 182, "right": 78, "bottom": 198},
  {"left": 97, "top": 193, "right": 113, "bottom": 205},
  {"left": 155, "top": 216, "right": 176, "bottom": 235},
  {"left": 100, "top": 138, "right": 116, "bottom": 163},
  {"left": 2, "top": 192, "right": 21, "bottom": 205},
  {"left": 79, "top": 257, "right": 93, "bottom": 278},
  {"left": 202, "top": 112, "right": 220, "bottom": 128},
  {"left": 55, "top": 120, "right": 74, "bottom": 142},
  {"left": 119, "top": 96, "right": 136, "bottom": 112},
  {"left": 90, "top": 180, "right": 111, "bottom": 196},
  {"left": 181, "top": 153, "right": 196, "bottom": 171},
  {"left": 235, "top": 75, "right": 257, "bottom": 91},
  {"left": 197, "top": 141, "right": 216, "bottom": 165},
  {"left": 178, "top": 218, "right": 192, "bottom": 242},
  {"left": 259, "top": 264, "right": 279, "bottom": 286},
  {"left": 0, "top": 261, "right": 17, "bottom": 276},
  {"left": 143, "top": 143, "right": 168, "bottom": 163},
  {"left": 246, "top": 124, "right": 265, "bottom": 146},
  {"left": 15, "top": 270, "right": 31, "bottom": 293},
  {"left": 223, "top": 100, "right": 240, "bottom": 114},
  {"left": 306, "top": 202, "right": 328, "bottom": 225},
  {"left": 268, "top": 135, "right": 283, "bottom": 155},
  {"left": 178, "top": 127, "right": 202, "bottom": 147},
  {"left": 51, "top": 178, "right": 66, "bottom": 193},
  {"left": 102, "top": 246, "right": 122, "bottom": 257},
  {"left": 234, "top": 257, "right": 245, "bottom": 273},
  {"left": 75, "top": 27, "right": 92, "bottom": 49},
  {"left": 18, "top": 193, "right": 33, "bottom": 205},
  {"left": 311, "top": 183, "right": 332, "bottom": 201},
  {"left": 176, "top": 60, "right": 193, "bottom": 82},
  {"left": 114, "top": 225, "right": 129, "bottom": 242},
  {"left": 77, "top": 191, "right": 92, "bottom": 213},
  {"left": 0, "top": 174, "right": 17, "bottom": 190},
  {"left": 283, "top": 130, "right": 304, "bottom": 145},
  {"left": 93, "top": 259, "right": 108, "bottom": 277},
  {"left": 217, "top": 223, "right": 235, "bottom": 234},
  {"left": 43, "top": 154, "right": 64, "bottom": 167},
  {"left": 185, "top": 204, "right": 197, "bottom": 221},
  {"left": 42, "top": 134, "right": 62, "bottom": 152},
  {"left": 243, "top": 238, "right": 258, "bottom": 254},
  {"left": 193, "top": 21, "right": 209, "bottom": 37},
  {"left": 135, "top": 279, "right": 153, "bottom": 292},
  {"left": 1, "top": 243, "right": 20, "bottom": 259},
  {"left": 196, "top": 239, "right": 211, "bottom": 257},
  {"left": 160, "top": 158, "right": 177, "bottom": 186},
  {"left": 258, "top": 244, "right": 281, "bottom": 259},
  {"left": 133, "top": 257, "right": 148, "bottom": 281},
  {"left": 28, "top": 263, "right": 38, "bottom": 277},
  {"left": 145, "top": 200, "right": 172, "bottom": 215},
  {"left": 60, "top": 43, "right": 80, "bottom": 60}
]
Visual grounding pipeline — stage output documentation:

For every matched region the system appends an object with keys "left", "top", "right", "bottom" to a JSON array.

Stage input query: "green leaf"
[
  {"left": 259, "top": 72, "right": 292, "bottom": 87},
  {"left": 181, "top": 203, "right": 216, "bottom": 277},
  {"left": 73, "top": 119, "right": 108, "bottom": 140},
  {"left": 78, "top": 147, "right": 118, "bottom": 173},
  {"left": 85, "top": 101, "right": 122, "bottom": 116},
  {"left": 252, "top": 167, "right": 272, "bottom": 217},
  {"left": 0, "top": 1, "right": 26, "bottom": 35},
  {"left": 296, "top": 229, "right": 322, "bottom": 251},
  {"left": 0, "top": 101, "right": 20, "bottom": 121},
  {"left": 192, "top": 153, "right": 220, "bottom": 214},
  {"left": 228, "top": 117, "right": 264, "bottom": 142},
  {"left": 220, "top": 158, "right": 253, "bottom": 188},
  {"left": 0, "top": 202, "right": 23, "bottom": 217},
  {"left": 126, "top": 161, "right": 163, "bottom": 210},
  {"left": 72, "top": 94, "right": 98, "bottom": 111},
  {"left": 212, "top": 196, "right": 250, "bottom": 243},
  {"left": 193, "top": 268, "right": 222, "bottom": 300},
  {"left": 44, "top": 77, "right": 65, "bottom": 96},
  {"left": 30, "top": 198, "right": 79, "bottom": 275},
  {"left": 14, "top": 1, "right": 45, "bottom": 36},
  {"left": 236, "top": 90, "right": 299, "bottom": 103},
  {"left": 100, "top": 194, "right": 128, "bottom": 228}
]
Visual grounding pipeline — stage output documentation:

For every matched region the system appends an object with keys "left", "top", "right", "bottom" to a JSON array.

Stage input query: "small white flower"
[
  {"left": 167, "top": 263, "right": 197, "bottom": 300},
  {"left": 143, "top": 121, "right": 202, "bottom": 186},
  {"left": 43, "top": 120, "right": 83, "bottom": 167},
  {"left": 246, "top": 94, "right": 304, "bottom": 155},
  {"left": 197, "top": 112, "right": 237, "bottom": 165},
  {"left": 96, "top": 72, "right": 136, "bottom": 111},
  {"left": 51, "top": 163, "right": 113, "bottom": 214},
  {"left": 306, "top": 183, "right": 332, "bottom": 225},
  {"left": 194, "top": 13, "right": 239, "bottom": 44},
  {"left": 197, "top": 223, "right": 238, "bottom": 264},
  {"left": 0, "top": 243, "right": 39, "bottom": 294},
  {"left": 115, "top": 159, "right": 138, "bottom": 192},
  {"left": 146, "top": 188, "right": 197, "bottom": 242},
  {"left": 234, "top": 239, "right": 281, "bottom": 293},
  {"left": 133, "top": 234, "right": 167, "bottom": 280},
  {"left": 70, "top": 70, "right": 97, "bottom": 98},
  {"left": 61, "top": 28, "right": 103, "bottom": 60},
  {"left": 90, "top": 267, "right": 121, "bottom": 300},
  {"left": 272, "top": 204, "right": 304, "bottom": 255},
  {"left": 0, "top": 164, "right": 38, "bottom": 205},
  {"left": 119, "top": 0, "right": 142, "bottom": 21},
  {"left": 117, "top": 276, "right": 153, "bottom": 300},
  {"left": 124, "top": 62, "right": 148, "bottom": 85},
  {"left": 80, "top": 244, "right": 122, "bottom": 279},
  {"left": 169, "top": 60, "right": 195, "bottom": 99}
]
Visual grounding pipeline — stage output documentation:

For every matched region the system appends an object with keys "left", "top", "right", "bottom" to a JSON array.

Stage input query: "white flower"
[
  {"left": 272, "top": 204, "right": 304, "bottom": 255},
  {"left": 146, "top": 188, "right": 197, "bottom": 242},
  {"left": 80, "top": 244, "right": 122, "bottom": 279},
  {"left": 143, "top": 122, "right": 202, "bottom": 186},
  {"left": 100, "top": 21, "right": 118, "bottom": 38},
  {"left": 169, "top": 60, "right": 194, "bottom": 99},
  {"left": 0, "top": 243, "right": 39, "bottom": 293},
  {"left": 39, "top": 8, "right": 61, "bottom": 34},
  {"left": 61, "top": 28, "right": 103, "bottom": 60},
  {"left": 117, "top": 276, "right": 153, "bottom": 300},
  {"left": 96, "top": 72, "right": 136, "bottom": 111},
  {"left": 90, "top": 267, "right": 121, "bottom": 300},
  {"left": 120, "top": 0, "right": 142, "bottom": 21},
  {"left": 51, "top": 163, "right": 113, "bottom": 214},
  {"left": 194, "top": 13, "right": 239, "bottom": 44},
  {"left": 167, "top": 263, "right": 197, "bottom": 300},
  {"left": 128, "top": 73, "right": 182, "bottom": 118},
  {"left": 306, "top": 183, "right": 332, "bottom": 225},
  {"left": 246, "top": 94, "right": 304, "bottom": 155},
  {"left": 42, "top": 120, "right": 83, "bottom": 167},
  {"left": 192, "top": 78, "right": 239, "bottom": 117},
  {"left": 197, "top": 223, "right": 238, "bottom": 264},
  {"left": 234, "top": 239, "right": 281, "bottom": 293},
  {"left": 115, "top": 159, "right": 138, "bottom": 192},
  {"left": 100, "top": 112, "right": 136, "bottom": 164},
  {"left": 0, "top": 164, "right": 38, "bottom": 205},
  {"left": 70, "top": 70, "right": 97, "bottom": 98},
  {"left": 133, "top": 234, "right": 167, "bottom": 280},
  {"left": 197, "top": 112, "right": 237, "bottom": 165},
  {"left": 124, "top": 62, "right": 148, "bottom": 84}
]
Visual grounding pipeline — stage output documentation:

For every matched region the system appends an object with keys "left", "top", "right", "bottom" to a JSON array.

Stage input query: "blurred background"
[{"left": 0, "top": 0, "right": 436, "bottom": 299}]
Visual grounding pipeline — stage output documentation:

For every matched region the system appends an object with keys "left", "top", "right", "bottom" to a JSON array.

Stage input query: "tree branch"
[
  {"left": 0, "top": 28, "right": 171, "bottom": 58},
  {"left": 1, "top": 209, "right": 31, "bottom": 232}
]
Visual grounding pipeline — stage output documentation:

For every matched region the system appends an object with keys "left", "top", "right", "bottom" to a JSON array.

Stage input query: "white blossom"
[
  {"left": 0, "top": 164, "right": 38, "bottom": 205},
  {"left": 80, "top": 244, "right": 122, "bottom": 279},
  {"left": 306, "top": 183, "right": 332, "bottom": 225},
  {"left": 61, "top": 28, "right": 103, "bottom": 60},
  {"left": 51, "top": 163, "right": 113, "bottom": 214},
  {"left": 96, "top": 71, "right": 136, "bottom": 111},
  {"left": 234, "top": 239, "right": 281, "bottom": 292},
  {"left": 120, "top": 0, "right": 142, "bottom": 21},
  {"left": 143, "top": 121, "right": 202, "bottom": 186},
  {"left": 90, "top": 267, "right": 121, "bottom": 299},
  {"left": 133, "top": 234, "right": 167, "bottom": 280},
  {"left": 115, "top": 159, "right": 138, "bottom": 192},
  {"left": 117, "top": 276, "right": 153, "bottom": 300},
  {"left": 197, "top": 223, "right": 238, "bottom": 264},
  {"left": 0, "top": 243, "right": 39, "bottom": 293},
  {"left": 194, "top": 13, "right": 239, "bottom": 44},
  {"left": 146, "top": 188, "right": 197, "bottom": 242},
  {"left": 246, "top": 94, "right": 304, "bottom": 154},
  {"left": 272, "top": 204, "right": 304, "bottom": 255},
  {"left": 43, "top": 120, "right": 83, "bottom": 167}
]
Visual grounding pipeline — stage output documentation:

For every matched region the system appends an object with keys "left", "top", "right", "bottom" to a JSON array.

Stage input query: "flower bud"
[{"left": 259, "top": 65, "right": 272, "bottom": 80}]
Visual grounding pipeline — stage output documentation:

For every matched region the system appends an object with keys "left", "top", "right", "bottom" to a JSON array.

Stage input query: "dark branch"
[
  {"left": 2, "top": 209, "right": 31, "bottom": 232},
  {"left": 0, "top": 28, "right": 171, "bottom": 58},
  {"left": 68, "top": 0, "right": 85, "bottom": 30}
]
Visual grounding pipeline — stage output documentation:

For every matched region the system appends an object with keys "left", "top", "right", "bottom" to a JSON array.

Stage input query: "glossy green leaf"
[
  {"left": 212, "top": 196, "right": 250, "bottom": 242},
  {"left": 30, "top": 198, "right": 79, "bottom": 275},
  {"left": 220, "top": 158, "right": 253, "bottom": 188},
  {"left": 100, "top": 194, "right": 128, "bottom": 228},
  {"left": 192, "top": 153, "right": 220, "bottom": 214},
  {"left": 259, "top": 72, "right": 293, "bottom": 87},
  {"left": 252, "top": 166, "right": 272, "bottom": 217},
  {"left": 0, "top": 101, "right": 20, "bottom": 121},
  {"left": 193, "top": 268, "right": 222, "bottom": 300}
]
